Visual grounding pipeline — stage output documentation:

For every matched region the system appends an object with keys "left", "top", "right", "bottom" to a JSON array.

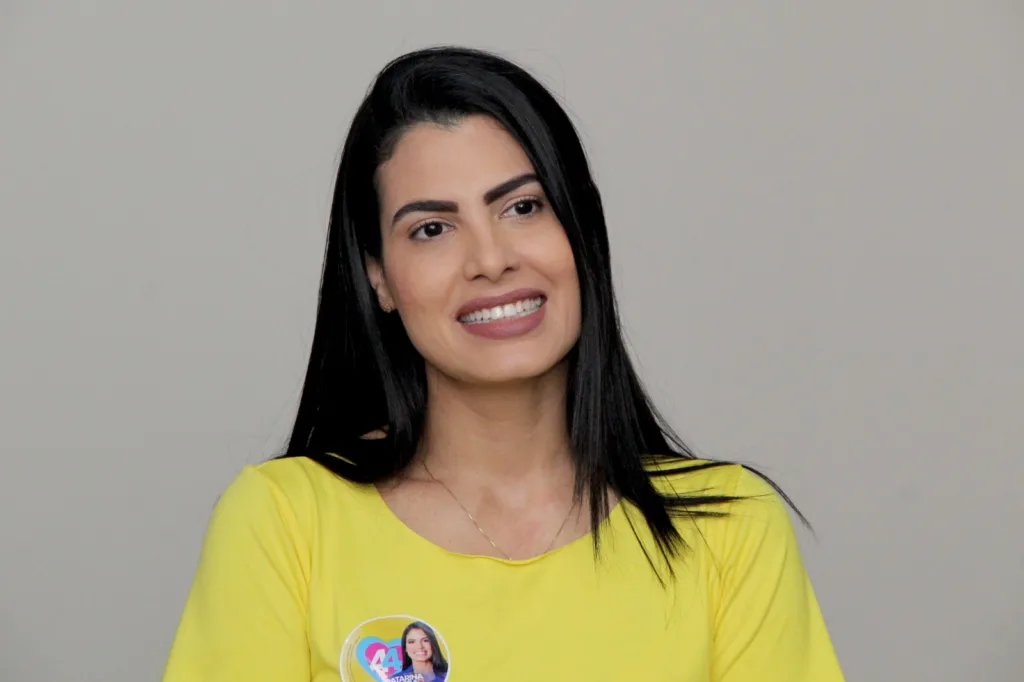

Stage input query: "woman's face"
[
  {"left": 404, "top": 628, "right": 434, "bottom": 664},
  {"left": 369, "top": 115, "right": 581, "bottom": 385}
]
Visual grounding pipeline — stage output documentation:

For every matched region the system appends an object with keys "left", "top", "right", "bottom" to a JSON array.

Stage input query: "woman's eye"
[
  {"left": 502, "top": 198, "right": 543, "bottom": 218},
  {"left": 410, "top": 221, "right": 452, "bottom": 241}
]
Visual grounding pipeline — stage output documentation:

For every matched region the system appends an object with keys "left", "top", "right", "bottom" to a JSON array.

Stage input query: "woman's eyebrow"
[
  {"left": 482, "top": 172, "right": 538, "bottom": 204},
  {"left": 389, "top": 172, "right": 539, "bottom": 228},
  {"left": 391, "top": 199, "right": 457, "bottom": 227}
]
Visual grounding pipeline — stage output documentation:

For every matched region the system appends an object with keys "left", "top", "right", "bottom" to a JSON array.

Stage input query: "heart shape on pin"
[{"left": 355, "top": 636, "right": 402, "bottom": 679}]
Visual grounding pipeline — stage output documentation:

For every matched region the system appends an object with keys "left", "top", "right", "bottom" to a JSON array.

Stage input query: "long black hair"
[
  {"left": 279, "top": 46, "right": 802, "bottom": 573},
  {"left": 399, "top": 621, "right": 448, "bottom": 673}
]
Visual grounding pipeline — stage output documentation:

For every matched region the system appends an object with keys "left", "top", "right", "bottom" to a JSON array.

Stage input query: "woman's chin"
[
  {"left": 462, "top": 359, "right": 566, "bottom": 386},
  {"left": 427, "top": 348, "right": 568, "bottom": 386}
]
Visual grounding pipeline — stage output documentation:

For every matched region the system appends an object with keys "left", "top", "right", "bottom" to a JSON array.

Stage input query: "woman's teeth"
[{"left": 459, "top": 297, "right": 544, "bottom": 324}]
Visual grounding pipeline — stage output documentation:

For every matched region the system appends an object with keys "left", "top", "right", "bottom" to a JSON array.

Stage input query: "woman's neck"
[{"left": 417, "top": 363, "right": 573, "bottom": 487}]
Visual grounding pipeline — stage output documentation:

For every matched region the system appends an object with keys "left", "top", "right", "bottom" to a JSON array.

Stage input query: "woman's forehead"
[{"left": 377, "top": 116, "right": 534, "bottom": 206}]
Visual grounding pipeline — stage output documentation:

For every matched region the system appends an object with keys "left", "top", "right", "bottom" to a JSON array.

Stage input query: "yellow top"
[{"left": 162, "top": 457, "right": 844, "bottom": 681}]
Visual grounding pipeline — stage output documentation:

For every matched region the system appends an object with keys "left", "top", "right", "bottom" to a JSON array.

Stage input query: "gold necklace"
[{"left": 422, "top": 461, "right": 575, "bottom": 561}]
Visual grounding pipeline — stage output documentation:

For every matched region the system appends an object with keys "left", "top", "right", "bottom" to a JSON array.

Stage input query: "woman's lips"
[
  {"left": 455, "top": 287, "right": 546, "bottom": 319},
  {"left": 458, "top": 299, "right": 546, "bottom": 339}
]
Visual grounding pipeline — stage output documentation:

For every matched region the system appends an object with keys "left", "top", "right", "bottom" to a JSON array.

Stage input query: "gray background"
[{"left": 2, "top": 2, "right": 1022, "bottom": 681}]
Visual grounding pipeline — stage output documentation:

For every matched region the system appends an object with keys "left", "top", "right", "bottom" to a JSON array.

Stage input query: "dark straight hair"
[{"left": 279, "top": 45, "right": 802, "bottom": 575}]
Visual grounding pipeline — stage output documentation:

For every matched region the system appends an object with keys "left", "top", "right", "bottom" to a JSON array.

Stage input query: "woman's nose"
[{"left": 463, "top": 221, "right": 518, "bottom": 281}]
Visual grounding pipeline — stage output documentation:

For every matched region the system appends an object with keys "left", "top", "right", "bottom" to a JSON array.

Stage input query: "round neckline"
[{"left": 366, "top": 482, "right": 627, "bottom": 566}]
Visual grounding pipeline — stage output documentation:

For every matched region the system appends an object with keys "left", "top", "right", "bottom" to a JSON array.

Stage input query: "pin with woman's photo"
[{"left": 340, "top": 616, "right": 451, "bottom": 682}]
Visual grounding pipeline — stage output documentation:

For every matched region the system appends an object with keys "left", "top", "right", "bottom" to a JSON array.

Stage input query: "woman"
[
  {"left": 162, "top": 46, "right": 845, "bottom": 681},
  {"left": 390, "top": 622, "right": 448, "bottom": 682}
]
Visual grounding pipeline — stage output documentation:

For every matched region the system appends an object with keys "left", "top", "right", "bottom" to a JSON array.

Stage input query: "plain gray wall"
[{"left": 1, "top": 2, "right": 1021, "bottom": 681}]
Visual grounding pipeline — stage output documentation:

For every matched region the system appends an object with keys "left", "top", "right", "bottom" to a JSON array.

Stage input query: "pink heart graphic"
[{"left": 355, "top": 636, "right": 402, "bottom": 678}]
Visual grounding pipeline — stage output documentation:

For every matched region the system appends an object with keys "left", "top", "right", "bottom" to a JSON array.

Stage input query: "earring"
[{"left": 380, "top": 301, "right": 393, "bottom": 313}]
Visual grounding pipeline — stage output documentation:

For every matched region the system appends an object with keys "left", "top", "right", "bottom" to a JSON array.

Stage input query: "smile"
[{"left": 458, "top": 297, "right": 544, "bottom": 324}]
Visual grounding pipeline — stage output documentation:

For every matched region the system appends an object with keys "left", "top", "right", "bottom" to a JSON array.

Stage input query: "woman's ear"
[{"left": 365, "top": 256, "right": 396, "bottom": 313}]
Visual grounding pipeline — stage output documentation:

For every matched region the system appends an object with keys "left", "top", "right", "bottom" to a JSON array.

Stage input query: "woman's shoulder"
[
  {"left": 646, "top": 456, "right": 785, "bottom": 496},
  {"left": 248, "top": 454, "right": 342, "bottom": 492},
  {"left": 644, "top": 456, "right": 799, "bottom": 540},
  {"left": 644, "top": 456, "right": 746, "bottom": 495},
  {"left": 213, "top": 455, "right": 374, "bottom": 532}
]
